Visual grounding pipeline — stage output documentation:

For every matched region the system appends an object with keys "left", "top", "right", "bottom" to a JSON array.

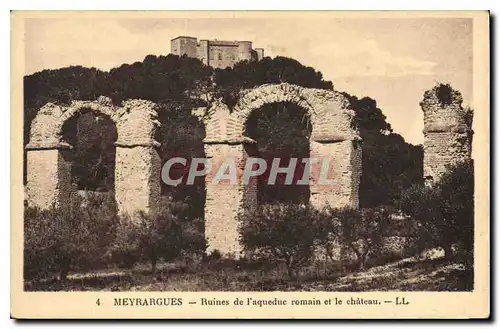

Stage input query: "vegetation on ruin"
[
  {"left": 435, "top": 83, "right": 455, "bottom": 106},
  {"left": 399, "top": 161, "right": 474, "bottom": 263}
]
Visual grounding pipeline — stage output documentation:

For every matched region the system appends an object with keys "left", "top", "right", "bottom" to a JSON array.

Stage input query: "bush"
[
  {"left": 319, "top": 206, "right": 391, "bottom": 270},
  {"left": 178, "top": 217, "right": 207, "bottom": 257},
  {"left": 109, "top": 203, "right": 182, "bottom": 276},
  {"left": 399, "top": 161, "right": 474, "bottom": 263},
  {"left": 24, "top": 193, "right": 119, "bottom": 281},
  {"left": 239, "top": 203, "right": 321, "bottom": 279},
  {"left": 108, "top": 201, "right": 207, "bottom": 276}
]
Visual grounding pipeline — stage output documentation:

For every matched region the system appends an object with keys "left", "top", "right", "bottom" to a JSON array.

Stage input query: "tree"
[
  {"left": 108, "top": 54, "right": 213, "bottom": 106},
  {"left": 321, "top": 206, "right": 391, "bottom": 270},
  {"left": 439, "top": 161, "right": 474, "bottom": 261},
  {"left": 157, "top": 103, "right": 206, "bottom": 216},
  {"left": 245, "top": 102, "right": 312, "bottom": 204},
  {"left": 214, "top": 56, "right": 333, "bottom": 107},
  {"left": 61, "top": 112, "right": 118, "bottom": 191},
  {"left": 239, "top": 203, "right": 320, "bottom": 279},
  {"left": 24, "top": 193, "right": 119, "bottom": 281},
  {"left": 344, "top": 94, "right": 424, "bottom": 207},
  {"left": 399, "top": 161, "right": 474, "bottom": 260},
  {"left": 109, "top": 201, "right": 189, "bottom": 276}
]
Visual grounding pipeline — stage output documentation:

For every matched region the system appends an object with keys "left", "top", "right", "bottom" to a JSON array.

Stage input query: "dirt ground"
[{"left": 25, "top": 251, "right": 473, "bottom": 292}]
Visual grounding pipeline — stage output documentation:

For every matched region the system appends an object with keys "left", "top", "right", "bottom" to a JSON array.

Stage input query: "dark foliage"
[
  {"left": 214, "top": 56, "right": 333, "bottom": 107},
  {"left": 344, "top": 94, "right": 424, "bottom": 207},
  {"left": 435, "top": 83, "right": 454, "bottom": 106},
  {"left": 107, "top": 54, "right": 213, "bottom": 106},
  {"left": 318, "top": 206, "right": 391, "bottom": 270},
  {"left": 157, "top": 104, "right": 206, "bottom": 217},
  {"left": 62, "top": 112, "right": 118, "bottom": 191},
  {"left": 24, "top": 193, "right": 119, "bottom": 281},
  {"left": 109, "top": 201, "right": 206, "bottom": 276},
  {"left": 239, "top": 203, "right": 321, "bottom": 279},
  {"left": 398, "top": 161, "right": 474, "bottom": 263},
  {"left": 245, "top": 102, "right": 312, "bottom": 204}
]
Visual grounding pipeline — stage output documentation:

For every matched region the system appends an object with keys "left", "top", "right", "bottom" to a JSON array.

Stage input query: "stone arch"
[
  {"left": 203, "top": 83, "right": 362, "bottom": 255},
  {"left": 227, "top": 83, "right": 359, "bottom": 142},
  {"left": 26, "top": 96, "right": 161, "bottom": 216}
]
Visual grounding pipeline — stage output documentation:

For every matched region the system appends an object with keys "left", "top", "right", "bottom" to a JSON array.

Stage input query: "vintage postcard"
[{"left": 11, "top": 11, "right": 490, "bottom": 319}]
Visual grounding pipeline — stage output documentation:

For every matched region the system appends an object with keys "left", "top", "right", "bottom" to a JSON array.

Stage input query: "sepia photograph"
[{"left": 10, "top": 10, "right": 490, "bottom": 319}]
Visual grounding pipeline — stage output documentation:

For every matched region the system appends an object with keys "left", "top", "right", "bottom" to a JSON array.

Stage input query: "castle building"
[{"left": 171, "top": 36, "right": 264, "bottom": 69}]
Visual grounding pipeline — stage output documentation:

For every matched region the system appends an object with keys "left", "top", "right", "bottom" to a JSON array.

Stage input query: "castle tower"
[
  {"left": 254, "top": 48, "right": 264, "bottom": 61},
  {"left": 421, "top": 84, "right": 473, "bottom": 183},
  {"left": 171, "top": 36, "right": 198, "bottom": 58},
  {"left": 237, "top": 41, "right": 253, "bottom": 62},
  {"left": 197, "top": 39, "right": 209, "bottom": 65}
]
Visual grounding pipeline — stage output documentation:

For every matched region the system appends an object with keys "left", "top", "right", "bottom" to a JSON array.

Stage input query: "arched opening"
[
  {"left": 244, "top": 102, "right": 312, "bottom": 205},
  {"left": 158, "top": 105, "right": 206, "bottom": 226},
  {"left": 62, "top": 108, "right": 117, "bottom": 193}
]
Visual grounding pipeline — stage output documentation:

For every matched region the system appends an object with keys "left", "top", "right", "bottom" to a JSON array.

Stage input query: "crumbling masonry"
[
  {"left": 421, "top": 84, "right": 473, "bottom": 183},
  {"left": 26, "top": 96, "right": 162, "bottom": 216}
]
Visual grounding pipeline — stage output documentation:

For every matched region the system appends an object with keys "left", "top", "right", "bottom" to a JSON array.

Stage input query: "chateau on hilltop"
[{"left": 171, "top": 36, "right": 264, "bottom": 69}]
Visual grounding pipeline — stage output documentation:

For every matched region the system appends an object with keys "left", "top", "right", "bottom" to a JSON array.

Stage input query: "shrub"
[
  {"left": 109, "top": 203, "right": 184, "bottom": 276},
  {"left": 239, "top": 203, "right": 320, "bottom": 279},
  {"left": 108, "top": 201, "right": 207, "bottom": 276},
  {"left": 24, "top": 206, "right": 60, "bottom": 281},
  {"left": 399, "top": 161, "right": 474, "bottom": 263},
  {"left": 24, "top": 193, "right": 119, "bottom": 281},
  {"left": 320, "top": 206, "right": 391, "bottom": 270},
  {"left": 435, "top": 83, "right": 454, "bottom": 106},
  {"left": 178, "top": 217, "right": 207, "bottom": 257}
]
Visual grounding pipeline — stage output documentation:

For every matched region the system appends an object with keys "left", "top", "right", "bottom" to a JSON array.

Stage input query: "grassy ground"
[{"left": 25, "top": 251, "right": 473, "bottom": 292}]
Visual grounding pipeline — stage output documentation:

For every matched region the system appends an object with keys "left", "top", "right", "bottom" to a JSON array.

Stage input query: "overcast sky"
[{"left": 24, "top": 15, "right": 473, "bottom": 145}]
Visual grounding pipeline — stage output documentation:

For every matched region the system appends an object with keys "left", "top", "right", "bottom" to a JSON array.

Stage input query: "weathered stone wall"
[
  {"left": 25, "top": 147, "right": 73, "bottom": 210},
  {"left": 26, "top": 96, "right": 161, "bottom": 217},
  {"left": 226, "top": 83, "right": 359, "bottom": 143},
  {"left": 207, "top": 44, "right": 240, "bottom": 69},
  {"left": 310, "top": 140, "right": 361, "bottom": 209},
  {"left": 114, "top": 146, "right": 161, "bottom": 217},
  {"left": 421, "top": 85, "right": 473, "bottom": 182},
  {"left": 170, "top": 37, "right": 198, "bottom": 58},
  {"left": 204, "top": 142, "right": 257, "bottom": 256}
]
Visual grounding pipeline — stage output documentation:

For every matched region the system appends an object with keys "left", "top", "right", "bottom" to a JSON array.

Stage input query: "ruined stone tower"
[{"left": 421, "top": 84, "right": 473, "bottom": 183}]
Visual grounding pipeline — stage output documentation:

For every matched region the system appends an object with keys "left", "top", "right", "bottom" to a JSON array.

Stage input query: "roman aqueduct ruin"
[{"left": 25, "top": 83, "right": 473, "bottom": 254}]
